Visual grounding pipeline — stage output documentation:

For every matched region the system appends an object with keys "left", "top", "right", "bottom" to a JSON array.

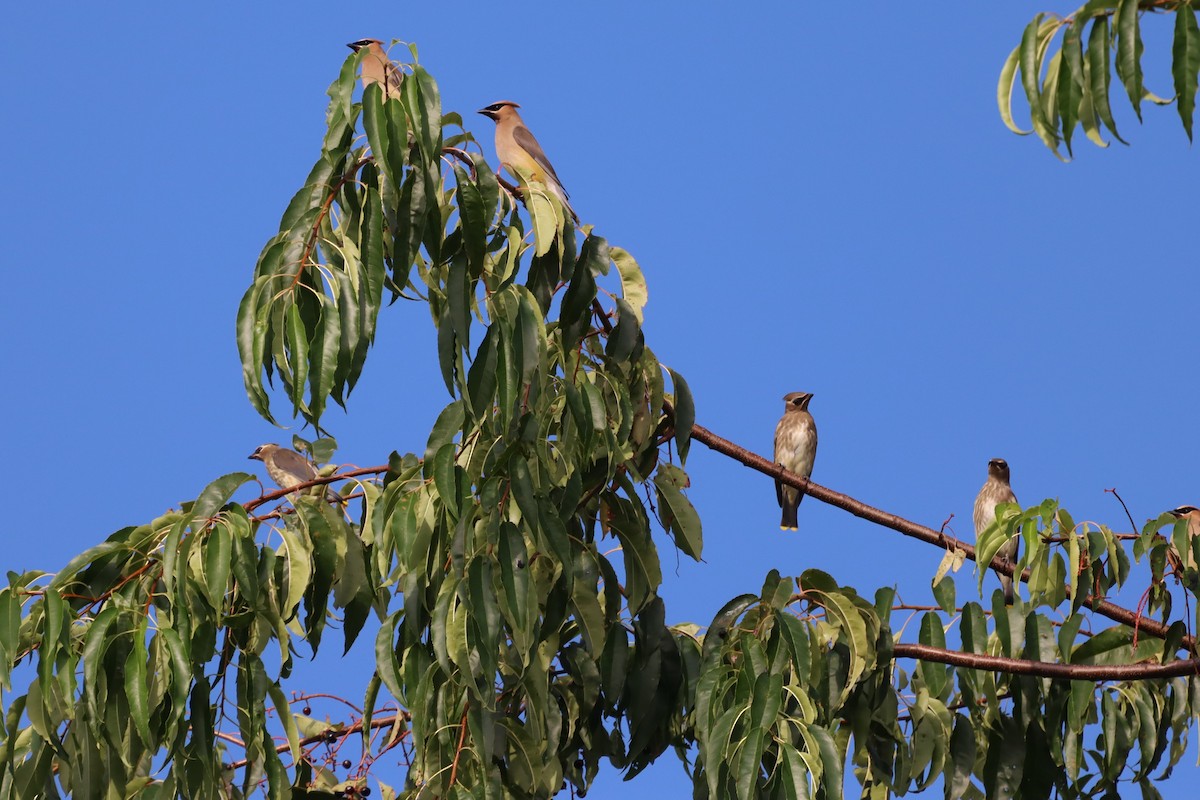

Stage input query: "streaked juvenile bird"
[
  {"left": 773, "top": 392, "right": 817, "bottom": 531},
  {"left": 1166, "top": 505, "right": 1200, "bottom": 575},
  {"left": 347, "top": 39, "right": 403, "bottom": 98},
  {"left": 477, "top": 101, "right": 579, "bottom": 224},
  {"left": 973, "top": 458, "right": 1019, "bottom": 605},
  {"left": 248, "top": 444, "right": 341, "bottom": 505}
]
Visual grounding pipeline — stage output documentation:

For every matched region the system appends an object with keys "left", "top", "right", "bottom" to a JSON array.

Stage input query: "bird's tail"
[
  {"left": 998, "top": 536, "right": 1019, "bottom": 606},
  {"left": 1000, "top": 574, "right": 1014, "bottom": 606},
  {"left": 780, "top": 496, "right": 799, "bottom": 531},
  {"left": 548, "top": 181, "right": 580, "bottom": 225}
]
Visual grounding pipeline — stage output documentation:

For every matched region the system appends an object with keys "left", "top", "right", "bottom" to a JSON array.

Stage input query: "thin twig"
[{"left": 1105, "top": 488, "right": 1140, "bottom": 537}]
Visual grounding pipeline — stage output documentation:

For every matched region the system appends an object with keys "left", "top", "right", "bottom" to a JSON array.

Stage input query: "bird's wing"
[
  {"left": 773, "top": 419, "right": 787, "bottom": 505},
  {"left": 381, "top": 62, "right": 403, "bottom": 95},
  {"left": 512, "top": 125, "right": 568, "bottom": 194},
  {"left": 972, "top": 489, "right": 989, "bottom": 534},
  {"left": 273, "top": 449, "right": 318, "bottom": 482}
]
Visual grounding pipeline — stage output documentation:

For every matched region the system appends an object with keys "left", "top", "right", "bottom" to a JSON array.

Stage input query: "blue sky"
[{"left": 3, "top": 3, "right": 1198, "bottom": 797}]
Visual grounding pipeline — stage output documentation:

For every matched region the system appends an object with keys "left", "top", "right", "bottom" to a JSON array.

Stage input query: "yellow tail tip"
[{"left": 780, "top": 525, "right": 798, "bottom": 531}]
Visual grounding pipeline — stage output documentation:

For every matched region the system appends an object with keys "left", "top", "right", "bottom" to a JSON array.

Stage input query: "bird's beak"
[
  {"left": 248, "top": 453, "right": 261, "bottom": 461},
  {"left": 477, "top": 108, "right": 495, "bottom": 120}
]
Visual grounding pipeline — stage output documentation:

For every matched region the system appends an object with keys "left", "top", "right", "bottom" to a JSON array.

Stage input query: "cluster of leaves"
[
  {"left": 999, "top": 0, "right": 1200, "bottom": 157},
  {"left": 2, "top": 43, "right": 706, "bottom": 799},
  {"left": 689, "top": 506, "right": 1200, "bottom": 800}
]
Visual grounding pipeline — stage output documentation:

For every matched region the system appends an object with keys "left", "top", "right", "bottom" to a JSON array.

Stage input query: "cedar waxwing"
[
  {"left": 1166, "top": 505, "right": 1200, "bottom": 575},
  {"left": 973, "top": 458, "right": 1020, "bottom": 605},
  {"left": 477, "top": 101, "right": 579, "bottom": 224},
  {"left": 773, "top": 392, "right": 818, "bottom": 531},
  {"left": 248, "top": 444, "right": 341, "bottom": 505},
  {"left": 347, "top": 39, "right": 403, "bottom": 98}
]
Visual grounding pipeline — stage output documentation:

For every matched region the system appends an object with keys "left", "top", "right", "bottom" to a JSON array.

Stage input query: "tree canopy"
[{"left": 4, "top": 10, "right": 1200, "bottom": 799}]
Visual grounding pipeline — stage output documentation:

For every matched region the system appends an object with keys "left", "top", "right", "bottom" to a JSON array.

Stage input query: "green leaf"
[
  {"left": 666, "top": 367, "right": 694, "bottom": 462},
  {"left": 1088, "top": 15, "right": 1128, "bottom": 143},
  {"left": 466, "top": 325, "right": 499, "bottom": 422},
  {"left": 236, "top": 278, "right": 277, "bottom": 424},
  {"left": 277, "top": 524, "right": 313, "bottom": 621},
  {"left": 453, "top": 163, "right": 487, "bottom": 277},
  {"left": 1058, "top": 20, "right": 1085, "bottom": 154},
  {"left": 1071, "top": 626, "right": 1133, "bottom": 663},
  {"left": 203, "top": 524, "right": 233, "bottom": 610},
  {"left": 998, "top": 44, "right": 1031, "bottom": 135},
  {"left": 983, "top": 717, "right": 1024, "bottom": 800},
  {"left": 611, "top": 246, "right": 648, "bottom": 324},
  {"left": 424, "top": 400, "right": 465, "bottom": 480},
  {"left": 1115, "top": 0, "right": 1145, "bottom": 121},
  {"left": 125, "top": 620, "right": 152, "bottom": 747},
  {"left": 653, "top": 463, "right": 703, "bottom": 560},
  {"left": 1173, "top": 4, "right": 1200, "bottom": 140},
  {"left": 703, "top": 594, "right": 757, "bottom": 660},
  {"left": 448, "top": 254, "right": 472, "bottom": 356},
  {"left": 1019, "top": 15, "right": 1065, "bottom": 155},
  {"left": 374, "top": 612, "right": 404, "bottom": 703},
  {"left": 560, "top": 236, "right": 602, "bottom": 347},
  {"left": 604, "top": 297, "right": 641, "bottom": 364},
  {"left": 193, "top": 472, "right": 257, "bottom": 522},
  {"left": 779, "top": 747, "right": 812, "bottom": 800},
  {"left": 515, "top": 166, "right": 560, "bottom": 257},
  {"left": 808, "top": 724, "right": 843, "bottom": 800},
  {"left": 946, "top": 715, "right": 976, "bottom": 800},
  {"left": 932, "top": 567, "right": 957, "bottom": 615}
]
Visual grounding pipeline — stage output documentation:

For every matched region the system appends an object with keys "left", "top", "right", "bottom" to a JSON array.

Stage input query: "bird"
[
  {"left": 1166, "top": 505, "right": 1200, "bottom": 576},
  {"left": 346, "top": 39, "right": 403, "bottom": 98},
  {"left": 773, "top": 392, "right": 817, "bottom": 531},
  {"left": 248, "top": 444, "right": 341, "bottom": 505},
  {"left": 477, "top": 101, "right": 579, "bottom": 224},
  {"left": 973, "top": 458, "right": 1020, "bottom": 605}
]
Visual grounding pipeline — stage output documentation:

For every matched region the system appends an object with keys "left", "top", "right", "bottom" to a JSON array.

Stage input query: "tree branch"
[
  {"left": 892, "top": 643, "right": 1200, "bottom": 681},
  {"left": 243, "top": 465, "right": 388, "bottom": 513},
  {"left": 682, "top": 417, "right": 1193, "bottom": 651}
]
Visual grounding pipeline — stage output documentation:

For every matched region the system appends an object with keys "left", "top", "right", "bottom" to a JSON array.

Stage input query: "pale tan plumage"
[
  {"left": 248, "top": 443, "right": 341, "bottom": 505},
  {"left": 1166, "top": 505, "right": 1200, "bottom": 576},
  {"left": 973, "top": 458, "right": 1019, "bottom": 605},
  {"left": 478, "top": 101, "right": 579, "bottom": 224},
  {"left": 773, "top": 392, "right": 817, "bottom": 531},
  {"left": 347, "top": 39, "right": 403, "bottom": 98}
]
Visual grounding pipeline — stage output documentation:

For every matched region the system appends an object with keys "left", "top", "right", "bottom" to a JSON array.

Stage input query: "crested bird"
[
  {"left": 347, "top": 38, "right": 403, "bottom": 98},
  {"left": 1166, "top": 505, "right": 1200, "bottom": 576},
  {"left": 248, "top": 444, "right": 341, "bottom": 505},
  {"left": 477, "top": 100, "right": 579, "bottom": 224},
  {"left": 773, "top": 392, "right": 818, "bottom": 531},
  {"left": 973, "top": 458, "right": 1019, "bottom": 605}
]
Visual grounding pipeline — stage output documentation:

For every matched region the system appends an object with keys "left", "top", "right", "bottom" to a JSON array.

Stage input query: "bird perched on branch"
[
  {"left": 477, "top": 101, "right": 579, "bottom": 224},
  {"left": 248, "top": 444, "right": 341, "bottom": 505},
  {"left": 773, "top": 392, "right": 817, "bottom": 531},
  {"left": 973, "top": 458, "right": 1019, "bottom": 605},
  {"left": 1166, "top": 505, "right": 1200, "bottom": 576},
  {"left": 347, "top": 38, "right": 403, "bottom": 98}
]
